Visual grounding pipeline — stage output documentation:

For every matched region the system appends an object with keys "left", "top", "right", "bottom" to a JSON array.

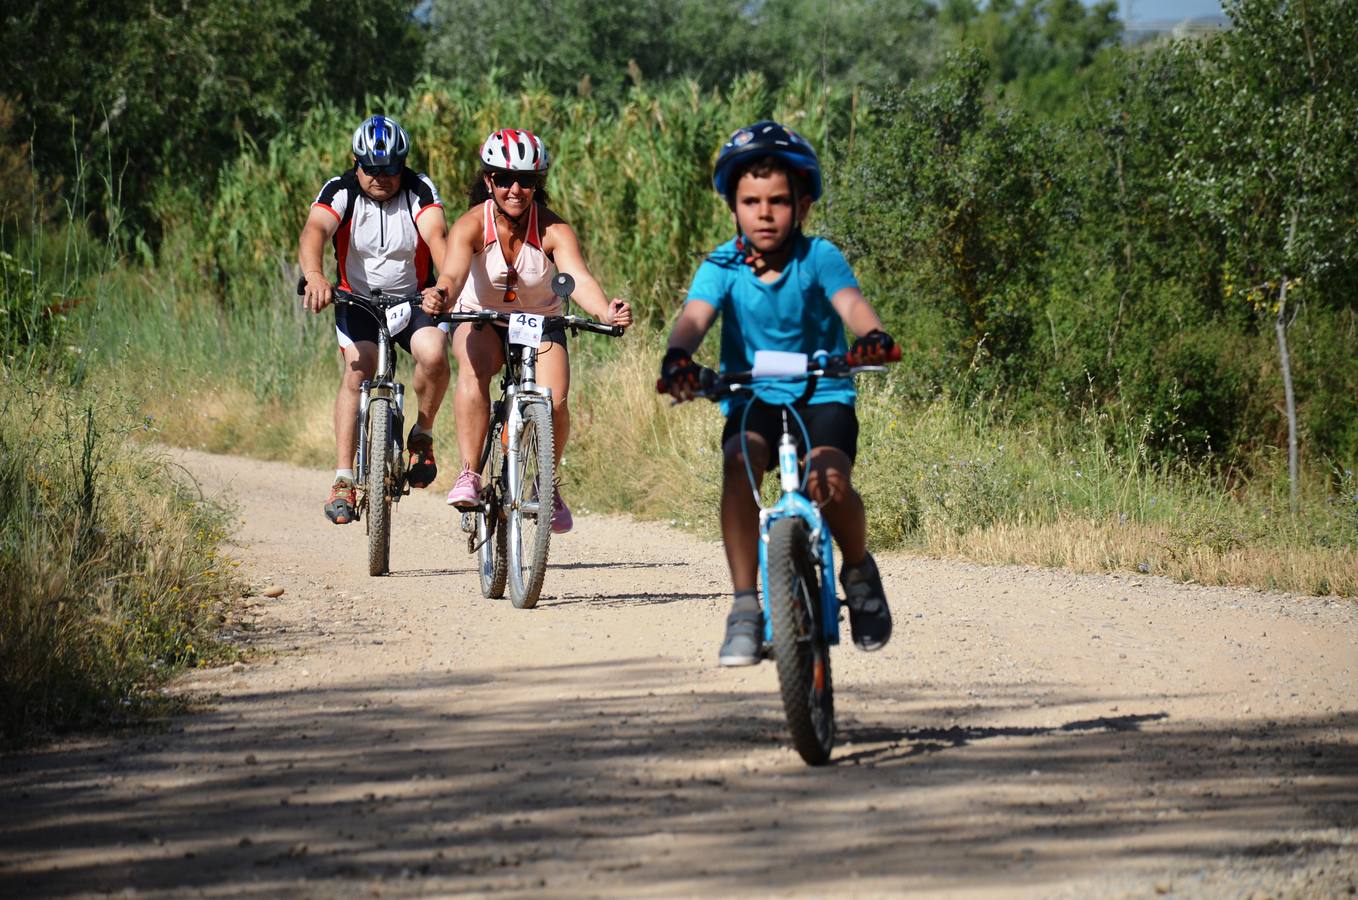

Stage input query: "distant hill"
[{"left": 1124, "top": 14, "right": 1231, "bottom": 43}]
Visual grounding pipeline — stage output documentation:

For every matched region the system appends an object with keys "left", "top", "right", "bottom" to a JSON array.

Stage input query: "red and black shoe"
[
  {"left": 324, "top": 478, "right": 357, "bottom": 525},
  {"left": 406, "top": 429, "right": 437, "bottom": 488}
]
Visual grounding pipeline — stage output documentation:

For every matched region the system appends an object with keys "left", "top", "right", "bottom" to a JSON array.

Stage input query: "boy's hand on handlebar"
[
  {"left": 420, "top": 285, "right": 449, "bottom": 315},
  {"left": 657, "top": 347, "right": 701, "bottom": 401},
  {"left": 607, "top": 299, "right": 632, "bottom": 330},
  {"left": 848, "top": 329, "right": 897, "bottom": 365},
  {"left": 301, "top": 273, "right": 333, "bottom": 313}
]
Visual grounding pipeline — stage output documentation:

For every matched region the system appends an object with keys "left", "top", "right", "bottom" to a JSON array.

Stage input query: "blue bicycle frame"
[{"left": 749, "top": 405, "right": 842, "bottom": 648}]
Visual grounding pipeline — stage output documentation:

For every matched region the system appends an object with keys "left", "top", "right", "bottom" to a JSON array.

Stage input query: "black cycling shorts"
[
  {"left": 335, "top": 302, "right": 448, "bottom": 352},
  {"left": 450, "top": 319, "right": 569, "bottom": 349},
  {"left": 721, "top": 400, "right": 859, "bottom": 471}
]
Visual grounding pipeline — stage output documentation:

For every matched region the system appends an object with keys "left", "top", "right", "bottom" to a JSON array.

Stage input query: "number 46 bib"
[{"left": 508, "top": 312, "right": 544, "bottom": 348}]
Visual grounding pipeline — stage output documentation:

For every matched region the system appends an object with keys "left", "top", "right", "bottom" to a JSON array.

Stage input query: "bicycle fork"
[
  {"left": 504, "top": 385, "right": 552, "bottom": 518},
  {"left": 758, "top": 498, "right": 842, "bottom": 649}
]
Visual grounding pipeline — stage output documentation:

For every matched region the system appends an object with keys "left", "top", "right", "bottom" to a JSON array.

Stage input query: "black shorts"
[
  {"left": 335, "top": 302, "right": 448, "bottom": 352},
  {"left": 721, "top": 401, "right": 858, "bottom": 471},
  {"left": 450, "top": 319, "right": 569, "bottom": 349}
]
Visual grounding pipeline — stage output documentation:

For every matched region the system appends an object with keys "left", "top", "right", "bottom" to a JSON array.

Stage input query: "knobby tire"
[
  {"left": 507, "top": 403, "right": 554, "bottom": 609},
  {"left": 366, "top": 397, "right": 393, "bottom": 576},
  {"left": 767, "top": 517, "right": 835, "bottom": 765}
]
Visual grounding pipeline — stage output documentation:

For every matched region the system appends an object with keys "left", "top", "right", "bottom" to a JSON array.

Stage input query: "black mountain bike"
[{"left": 300, "top": 281, "right": 421, "bottom": 576}]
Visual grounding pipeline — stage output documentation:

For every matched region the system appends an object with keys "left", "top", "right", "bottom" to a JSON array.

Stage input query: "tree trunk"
[{"left": 1275, "top": 278, "right": 1298, "bottom": 513}]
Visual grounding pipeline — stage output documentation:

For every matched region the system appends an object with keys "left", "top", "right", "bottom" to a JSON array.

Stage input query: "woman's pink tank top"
[{"left": 456, "top": 200, "right": 560, "bottom": 315}]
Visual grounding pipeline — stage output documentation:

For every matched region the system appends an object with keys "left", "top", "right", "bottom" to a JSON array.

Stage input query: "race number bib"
[
  {"left": 751, "top": 350, "right": 808, "bottom": 377},
  {"left": 385, "top": 302, "right": 413, "bottom": 337},
  {"left": 508, "top": 312, "right": 544, "bottom": 348}
]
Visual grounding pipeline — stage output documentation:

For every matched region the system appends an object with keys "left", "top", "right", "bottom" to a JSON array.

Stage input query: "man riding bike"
[{"left": 298, "top": 115, "right": 451, "bottom": 525}]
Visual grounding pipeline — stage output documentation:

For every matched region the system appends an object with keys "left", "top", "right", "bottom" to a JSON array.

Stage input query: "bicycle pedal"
[{"left": 459, "top": 511, "right": 476, "bottom": 534}]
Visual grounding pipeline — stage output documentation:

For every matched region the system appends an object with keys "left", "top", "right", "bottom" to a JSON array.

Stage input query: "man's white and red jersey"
[{"left": 312, "top": 169, "right": 443, "bottom": 296}]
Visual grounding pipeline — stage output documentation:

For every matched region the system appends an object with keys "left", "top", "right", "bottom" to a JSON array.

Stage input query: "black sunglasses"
[
  {"left": 490, "top": 171, "right": 541, "bottom": 190},
  {"left": 360, "top": 162, "right": 403, "bottom": 176}
]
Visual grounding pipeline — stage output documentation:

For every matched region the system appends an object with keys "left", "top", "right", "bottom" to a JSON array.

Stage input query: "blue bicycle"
[{"left": 678, "top": 348, "right": 894, "bottom": 765}]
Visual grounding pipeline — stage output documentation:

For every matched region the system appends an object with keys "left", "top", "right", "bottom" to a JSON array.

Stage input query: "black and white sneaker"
[{"left": 840, "top": 553, "right": 892, "bottom": 651}]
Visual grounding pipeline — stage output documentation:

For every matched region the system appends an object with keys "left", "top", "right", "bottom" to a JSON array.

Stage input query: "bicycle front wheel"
[
  {"left": 506, "top": 402, "right": 554, "bottom": 609},
  {"left": 767, "top": 516, "right": 834, "bottom": 765},
  {"left": 477, "top": 418, "right": 509, "bottom": 599},
  {"left": 365, "top": 397, "right": 394, "bottom": 576}
]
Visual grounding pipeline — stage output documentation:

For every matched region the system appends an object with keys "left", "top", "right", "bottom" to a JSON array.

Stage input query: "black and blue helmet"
[
  {"left": 712, "top": 120, "right": 823, "bottom": 202},
  {"left": 351, "top": 115, "right": 410, "bottom": 167}
]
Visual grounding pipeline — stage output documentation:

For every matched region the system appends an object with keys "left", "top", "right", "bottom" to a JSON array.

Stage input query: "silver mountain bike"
[{"left": 446, "top": 273, "right": 623, "bottom": 608}]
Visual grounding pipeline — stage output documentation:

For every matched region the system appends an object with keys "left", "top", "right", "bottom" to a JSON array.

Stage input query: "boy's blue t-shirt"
[{"left": 686, "top": 234, "right": 858, "bottom": 413}]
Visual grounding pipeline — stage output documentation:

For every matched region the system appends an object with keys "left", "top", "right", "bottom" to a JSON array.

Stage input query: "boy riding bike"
[
  {"left": 658, "top": 121, "right": 897, "bottom": 666},
  {"left": 298, "top": 115, "right": 451, "bottom": 525}
]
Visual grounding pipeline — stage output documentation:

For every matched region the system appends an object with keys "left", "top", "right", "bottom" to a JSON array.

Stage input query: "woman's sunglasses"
[
  {"left": 361, "top": 163, "right": 403, "bottom": 176},
  {"left": 490, "top": 172, "right": 541, "bottom": 190},
  {"left": 504, "top": 265, "right": 519, "bottom": 304}
]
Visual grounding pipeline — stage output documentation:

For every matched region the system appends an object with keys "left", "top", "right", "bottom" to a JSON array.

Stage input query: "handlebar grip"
[{"left": 845, "top": 343, "right": 902, "bottom": 368}]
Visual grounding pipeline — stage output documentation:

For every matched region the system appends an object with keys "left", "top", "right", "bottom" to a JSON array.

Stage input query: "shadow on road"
[{"left": 2, "top": 658, "right": 1354, "bottom": 896}]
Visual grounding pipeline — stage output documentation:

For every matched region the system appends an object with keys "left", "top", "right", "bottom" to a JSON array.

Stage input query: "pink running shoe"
[
  {"left": 446, "top": 468, "right": 482, "bottom": 508},
  {"left": 551, "top": 485, "right": 573, "bottom": 534}
]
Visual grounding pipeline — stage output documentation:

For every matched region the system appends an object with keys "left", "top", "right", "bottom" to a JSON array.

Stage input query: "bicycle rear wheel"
[
  {"left": 767, "top": 516, "right": 834, "bottom": 765},
  {"left": 477, "top": 418, "right": 509, "bottom": 599},
  {"left": 365, "top": 397, "right": 394, "bottom": 576},
  {"left": 507, "top": 402, "right": 554, "bottom": 609}
]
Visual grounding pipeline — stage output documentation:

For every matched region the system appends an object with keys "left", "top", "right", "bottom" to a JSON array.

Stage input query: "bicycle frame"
[
  {"left": 498, "top": 334, "right": 554, "bottom": 525},
  {"left": 353, "top": 314, "right": 406, "bottom": 491},
  {"left": 691, "top": 349, "right": 895, "bottom": 648},
  {"left": 342, "top": 292, "right": 409, "bottom": 507},
  {"left": 450, "top": 303, "right": 623, "bottom": 535},
  {"left": 756, "top": 445, "right": 842, "bottom": 647}
]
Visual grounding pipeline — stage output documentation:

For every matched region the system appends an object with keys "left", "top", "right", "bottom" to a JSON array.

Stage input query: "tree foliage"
[{"left": 0, "top": 0, "right": 424, "bottom": 232}]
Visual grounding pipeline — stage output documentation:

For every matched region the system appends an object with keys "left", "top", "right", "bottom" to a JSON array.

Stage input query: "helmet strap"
[{"left": 492, "top": 197, "right": 530, "bottom": 229}]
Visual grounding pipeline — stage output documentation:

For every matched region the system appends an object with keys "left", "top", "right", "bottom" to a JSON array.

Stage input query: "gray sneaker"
[
  {"left": 840, "top": 553, "right": 892, "bottom": 651},
  {"left": 718, "top": 609, "right": 763, "bottom": 667}
]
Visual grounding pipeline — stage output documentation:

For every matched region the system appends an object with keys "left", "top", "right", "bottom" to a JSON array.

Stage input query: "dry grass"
[
  {"left": 1, "top": 382, "right": 243, "bottom": 743},
  {"left": 565, "top": 334, "right": 1358, "bottom": 598},
  {"left": 932, "top": 519, "right": 1358, "bottom": 596}
]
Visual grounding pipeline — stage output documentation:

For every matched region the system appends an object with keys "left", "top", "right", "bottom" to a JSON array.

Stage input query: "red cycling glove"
[{"left": 848, "top": 329, "right": 897, "bottom": 365}]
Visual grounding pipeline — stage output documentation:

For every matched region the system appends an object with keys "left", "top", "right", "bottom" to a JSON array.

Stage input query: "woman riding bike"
[{"left": 422, "top": 129, "right": 631, "bottom": 533}]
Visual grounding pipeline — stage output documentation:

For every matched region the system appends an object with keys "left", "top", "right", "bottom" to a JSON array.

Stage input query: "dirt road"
[{"left": 3, "top": 449, "right": 1356, "bottom": 898}]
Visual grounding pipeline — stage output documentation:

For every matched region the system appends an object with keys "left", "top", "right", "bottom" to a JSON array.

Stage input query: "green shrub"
[{"left": 0, "top": 384, "right": 242, "bottom": 744}]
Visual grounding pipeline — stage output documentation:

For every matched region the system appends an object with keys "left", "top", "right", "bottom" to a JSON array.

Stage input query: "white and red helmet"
[{"left": 479, "top": 129, "right": 550, "bottom": 173}]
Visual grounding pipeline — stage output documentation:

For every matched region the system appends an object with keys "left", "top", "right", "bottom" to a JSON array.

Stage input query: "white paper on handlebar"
[
  {"left": 751, "top": 350, "right": 808, "bottom": 377},
  {"left": 507, "top": 312, "right": 544, "bottom": 348},
  {"left": 385, "top": 302, "right": 413, "bottom": 337}
]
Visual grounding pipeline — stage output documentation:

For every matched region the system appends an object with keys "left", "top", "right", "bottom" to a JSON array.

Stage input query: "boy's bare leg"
[
  {"left": 720, "top": 434, "right": 769, "bottom": 592},
  {"left": 805, "top": 446, "right": 867, "bottom": 566},
  {"left": 717, "top": 433, "right": 769, "bottom": 665},
  {"left": 806, "top": 445, "right": 891, "bottom": 651}
]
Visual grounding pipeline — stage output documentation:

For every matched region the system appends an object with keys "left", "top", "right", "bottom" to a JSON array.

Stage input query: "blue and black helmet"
[
  {"left": 351, "top": 115, "right": 410, "bottom": 167},
  {"left": 712, "top": 120, "right": 823, "bottom": 202}
]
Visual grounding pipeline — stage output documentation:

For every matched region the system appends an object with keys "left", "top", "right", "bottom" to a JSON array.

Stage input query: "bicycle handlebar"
[
  {"left": 656, "top": 345, "right": 901, "bottom": 401},
  {"left": 443, "top": 308, "right": 624, "bottom": 338},
  {"left": 296, "top": 273, "right": 624, "bottom": 336}
]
